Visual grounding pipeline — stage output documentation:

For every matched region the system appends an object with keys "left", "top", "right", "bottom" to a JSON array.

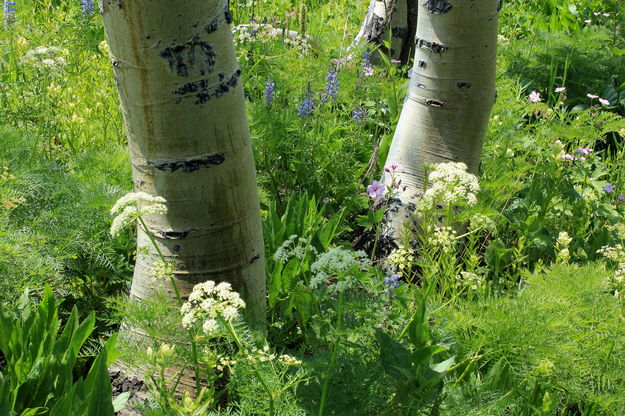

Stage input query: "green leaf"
[
  {"left": 111, "top": 392, "right": 130, "bottom": 413},
  {"left": 20, "top": 408, "right": 48, "bottom": 416},
  {"left": 84, "top": 337, "right": 115, "bottom": 416}
]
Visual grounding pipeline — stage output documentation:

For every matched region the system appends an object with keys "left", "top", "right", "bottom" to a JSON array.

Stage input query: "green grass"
[{"left": 436, "top": 264, "right": 625, "bottom": 415}]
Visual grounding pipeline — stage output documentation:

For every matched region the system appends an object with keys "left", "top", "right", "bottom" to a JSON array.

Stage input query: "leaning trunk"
[
  {"left": 101, "top": 0, "right": 266, "bottom": 321},
  {"left": 348, "top": 0, "right": 418, "bottom": 64},
  {"left": 381, "top": 0, "right": 499, "bottom": 239}
]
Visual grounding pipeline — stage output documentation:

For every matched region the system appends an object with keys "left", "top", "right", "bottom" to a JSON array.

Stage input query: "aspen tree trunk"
[
  {"left": 101, "top": 0, "right": 266, "bottom": 323},
  {"left": 381, "top": 0, "right": 499, "bottom": 240},
  {"left": 348, "top": 0, "right": 418, "bottom": 64}
]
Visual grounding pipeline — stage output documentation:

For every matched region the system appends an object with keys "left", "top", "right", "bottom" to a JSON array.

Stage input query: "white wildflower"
[
  {"left": 429, "top": 225, "right": 457, "bottom": 254},
  {"left": 273, "top": 234, "right": 317, "bottom": 264},
  {"left": 309, "top": 248, "right": 369, "bottom": 294},
  {"left": 386, "top": 245, "right": 415, "bottom": 277},
  {"left": 469, "top": 214, "right": 497, "bottom": 235},
  {"left": 110, "top": 192, "right": 167, "bottom": 237},
  {"left": 279, "top": 354, "right": 303, "bottom": 366},
  {"left": 180, "top": 280, "right": 246, "bottom": 335},
  {"left": 418, "top": 162, "right": 480, "bottom": 212}
]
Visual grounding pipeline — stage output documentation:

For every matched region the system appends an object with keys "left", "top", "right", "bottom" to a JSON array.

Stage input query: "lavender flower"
[
  {"left": 352, "top": 107, "right": 366, "bottom": 124},
  {"left": 603, "top": 183, "right": 615, "bottom": 193},
  {"left": 3, "top": 0, "right": 16, "bottom": 23},
  {"left": 297, "top": 84, "right": 315, "bottom": 117},
  {"left": 560, "top": 154, "right": 577, "bottom": 161},
  {"left": 321, "top": 69, "right": 339, "bottom": 102},
  {"left": 618, "top": 195, "right": 625, "bottom": 201},
  {"left": 264, "top": 78, "right": 275, "bottom": 107},
  {"left": 576, "top": 147, "right": 593, "bottom": 155},
  {"left": 383, "top": 269, "right": 400, "bottom": 296},
  {"left": 80, "top": 0, "right": 94, "bottom": 16},
  {"left": 362, "top": 49, "right": 374, "bottom": 77},
  {"left": 366, "top": 180, "right": 385, "bottom": 200}
]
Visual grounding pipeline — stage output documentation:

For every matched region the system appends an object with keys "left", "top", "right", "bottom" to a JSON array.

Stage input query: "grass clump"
[{"left": 437, "top": 263, "right": 625, "bottom": 415}]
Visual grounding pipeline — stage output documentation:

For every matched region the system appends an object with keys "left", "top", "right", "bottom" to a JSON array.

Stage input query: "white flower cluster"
[
  {"left": 146, "top": 260, "right": 175, "bottom": 282},
  {"left": 273, "top": 234, "right": 317, "bottom": 264},
  {"left": 456, "top": 271, "right": 485, "bottom": 291},
  {"left": 386, "top": 245, "right": 415, "bottom": 277},
  {"left": 418, "top": 162, "right": 480, "bottom": 211},
  {"left": 428, "top": 225, "right": 457, "bottom": 254},
  {"left": 555, "top": 231, "right": 572, "bottom": 264},
  {"left": 469, "top": 214, "right": 498, "bottom": 235},
  {"left": 110, "top": 192, "right": 167, "bottom": 237},
  {"left": 309, "top": 248, "right": 369, "bottom": 294},
  {"left": 597, "top": 244, "right": 625, "bottom": 299},
  {"left": 180, "top": 281, "right": 246, "bottom": 335},
  {"left": 22, "top": 46, "right": 68, "bottom": 72}
]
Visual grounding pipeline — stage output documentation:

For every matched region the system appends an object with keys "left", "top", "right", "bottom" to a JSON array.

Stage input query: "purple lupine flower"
[
  {"left": 80, "top": 0, "right": 94, "bottom": 16},
  {"left": 362, "top": 49, "right": 374, "bottom": 77},
  {"left": 352, "top": 107, "right": 366, "bottom": 124},
  {"left": 383, "top": 269, "right": 400, "bottom": 296},
  {"left": 3, "top": 0, "right": 16, "bottom": 22},
  {"left": 618, "top": 195, "right": 625, "bottom": 201},
  {"left": 576, "top": 147, "right": 593, "bottom": 155},
  {"left": 366, "top": 180, "right": 386, "bottom": 200},
  {"left": 297, "top": 84, "right": 315, "bottom": 117},
  {"left": 321, "top": 69, "right": 339, "bottom": 102},
  {"left": 264, "top": 78, "right": 275, "bottom": 107},
  {"left": 603, "top": 183, "right": 615, "bottom": 193}
]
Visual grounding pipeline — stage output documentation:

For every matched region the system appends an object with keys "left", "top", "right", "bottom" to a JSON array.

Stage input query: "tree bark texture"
[
  {"left": 381, "top": 0, "right": 499, "bottom": 239},
  {"left": 101, "top": 0, "right": 266, "bottom": 323},
  {"left": 349, "top": 0, "right": 418, "bottom": 64}
]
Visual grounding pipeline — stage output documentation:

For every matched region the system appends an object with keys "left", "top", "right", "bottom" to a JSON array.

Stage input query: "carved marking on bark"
[
  {"left": 421, "top": 0, "right": 453, "bottom": 14},
  {"left": 172, "top": 69, "right": 241, "bottom": 104},
  {"left": 457, "top": 81, "right": 471, "bottom": 89},
  {"left": 418, "top": 60, "right": 427, "bottom": 68},
  {"left": 148, "top": 153, "right": 226, "bottom": 173},
  {"left": 425, "top": 99, "right": 444, "bottom": 107},
  {"left": 250, "top": 254, "right": 261, "bottom": 264},
  {"left": 159, "top": 36, "right": 216, "bottom": 77},
  {"left": 415, "top": 38, "right": 447, "bottom": 53}
]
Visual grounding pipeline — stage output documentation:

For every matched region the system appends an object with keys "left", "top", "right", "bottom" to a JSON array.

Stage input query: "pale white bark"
[
  {"left": 381, "top": 0, "right": 499, "bottom": 239},
  {"left": 347, "top": 0, "right": 417, "bottom": 64},
  {"left": 101, "top": 0, "right": 265, "bottom": 322}
]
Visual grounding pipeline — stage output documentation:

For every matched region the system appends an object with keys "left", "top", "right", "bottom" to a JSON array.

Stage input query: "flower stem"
[
  {"left": 137, "top": 215, "right": 202, "bottom": 394},
  {"left": 318, "top": 291, "right": 344, "bottom": 416},
  {"left": 222, "top": 317, "right": 275, "bottom": 416}
]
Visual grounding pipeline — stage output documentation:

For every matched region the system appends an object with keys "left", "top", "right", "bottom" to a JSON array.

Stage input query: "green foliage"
[
  {"left": 0, "top": 286, "right": 116, "bottom": 416},
  {"left": 436, "top": 264, "right": 625, "bottom": 414},
  {"left": 376, "top": 285, "right": 455, "bottom": 412}
]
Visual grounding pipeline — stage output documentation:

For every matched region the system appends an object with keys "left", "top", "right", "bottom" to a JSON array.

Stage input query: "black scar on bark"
[
  {"left": 159, "top": 37, "right": 216, "bottom": 77},
  {"left": 173, "top": 245, "right": 181, "bottom": 252},
  {"left": 425, "top": 99, "right": 444, "bottom": 107},
  {"left": 422, "top": 0, "right": 453, "bottom": 14},
  {"left": 156, "top": 230, "right": 197, "bottom": 239},
  {"left": 250, "top": 254, "right": 261, "bottom": 264},
  {"left": 497, "top": 0, "right": 502, "bottom": 12},
  {"left": 172, "top": 69, "right": 241, "bottom": 105},
  {"left": 418, "top": 60, "right": 427, "bottom": 68},
  {"left": 205, "top": 17, "right": 220, "bottom": 33},
  {"left": 224, "top": 8, "right": 233, "bottom": 24},
  {"left": 415, "top": 38, "right": 447, "bottom": 53},
  {"left": 149, "top": 153, "right": 226, "bottom": 173},
  {"left": 457, "top": 81, "right": 471, "bottom": 89}
]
